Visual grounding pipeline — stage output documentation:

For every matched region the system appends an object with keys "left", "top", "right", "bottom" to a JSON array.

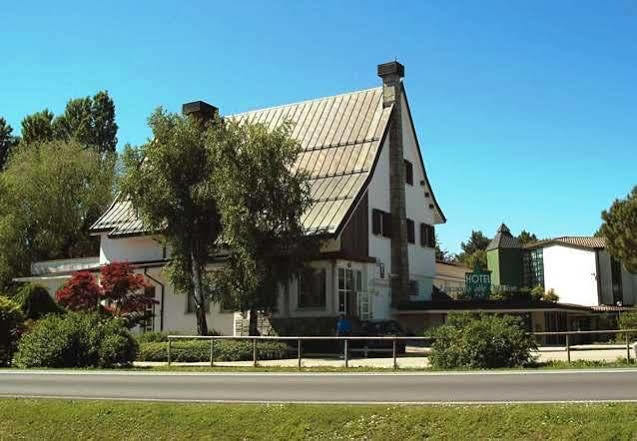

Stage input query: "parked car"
[{"left": 350, "top": 320, "right": 409, "bottom": 356}]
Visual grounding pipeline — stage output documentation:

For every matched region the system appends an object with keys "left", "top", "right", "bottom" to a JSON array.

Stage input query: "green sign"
[{"left": 465, "top": 271, "right": 491, "bottom": 299}]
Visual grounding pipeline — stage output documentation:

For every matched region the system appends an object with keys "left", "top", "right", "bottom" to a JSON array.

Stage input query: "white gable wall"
[
  {"left": 543, "top": 245, "right": 599, "bottom": 306},
  {"left": 100, "top": 235, "right": 165, "bottom": 264}
]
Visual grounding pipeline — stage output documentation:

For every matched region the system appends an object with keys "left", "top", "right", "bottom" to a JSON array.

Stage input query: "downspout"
[{"left": 144, "top": 267, "right": 165, "bottom": 332}]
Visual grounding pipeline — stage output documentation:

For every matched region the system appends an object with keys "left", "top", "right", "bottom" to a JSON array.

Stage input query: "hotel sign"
[{"left": 465, "top": 271, "right": 491, "bottom": 299}]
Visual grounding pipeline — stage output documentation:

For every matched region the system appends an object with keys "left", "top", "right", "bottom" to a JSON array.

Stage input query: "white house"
[{"left": 20, "top": 61, "right": 446, "bottom": 335}]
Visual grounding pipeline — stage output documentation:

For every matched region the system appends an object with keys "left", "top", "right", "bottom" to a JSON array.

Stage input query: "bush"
[
  {"left": 14, "top": 312, "right": 137, "bottom": 368},
  {"left": 618, "top": 312, "right": 637, "bottom": 341},
  {"left": 429, "top": 313, "right": 537, "bottom": 369},
  {"left": 15, "top": 283, "right": 63, "bottom": 320},
  {"left": 137, "top": 340, "right": 289, "bottom": 362},
  {"left": 0, "top": 296, "right": 24, "bottom": 366}
]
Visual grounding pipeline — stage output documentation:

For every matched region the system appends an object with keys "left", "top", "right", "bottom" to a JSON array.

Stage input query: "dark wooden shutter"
[
  {"left": 404, "top": 160, "right": 413, "bottom": 185},
  {"left": 428, "top": 225, "right": 436, "bottom": 247},
  {"left": 407, "top": 219, "right": 415, "bottom": 244},
  {"left": 372, "top": 209, "right": 382, "bottom": 235},
  {"left": 420, "top": 223, "right": 427, "bottom": 247},
  {"left": 382, "top": 211, "right": 392, "bottom": 238}
]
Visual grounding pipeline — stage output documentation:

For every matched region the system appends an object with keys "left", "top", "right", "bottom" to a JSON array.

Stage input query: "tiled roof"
[
  {"left": 92, "top": 87, "right": 393, "bottom": 237},
  {"left": 525, "top": 236, "right": 606, "bottom": 250},
  {"left": 435, "top": 261, "right": 470, "bottom": 280},
  {"left": 487, "top": 223, "right": 521, "bottom": 251}
]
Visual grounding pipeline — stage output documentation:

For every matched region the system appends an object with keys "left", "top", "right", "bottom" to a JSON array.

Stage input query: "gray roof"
[
  {"left": 92, "top": 85, "right": 443, "bottom": 237},
  {"left": 486, "top": 223, "right": 521, "bottom": 251},
  {"left": 525, "top": 236, "right": 606, "bottom": 250}
]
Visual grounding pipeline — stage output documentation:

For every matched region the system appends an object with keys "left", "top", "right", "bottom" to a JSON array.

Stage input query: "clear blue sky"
[{"left": 2, "top": 1, "right": 636, "bottom": 253}]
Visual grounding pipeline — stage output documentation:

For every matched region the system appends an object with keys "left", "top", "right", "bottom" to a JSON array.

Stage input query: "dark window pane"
[
  {"left": 298, "top": 268, "right": 326, "bottom": 308},
  {"left": 372, "top": 209, "right": 382, "bottom": 235},
  {"left": 404, "top": 160, "right": 413, "bottom": 185},
  {"left": 382, "top": 212, "right": 392, "bottom": 238},
  {"left": 407, "top": 219, "right": 415, "bottom": 244}
]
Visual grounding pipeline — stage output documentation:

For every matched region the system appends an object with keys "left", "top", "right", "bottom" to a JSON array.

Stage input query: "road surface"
[{"left": 1, "top": 370, "right": 637, "bottom": 404}]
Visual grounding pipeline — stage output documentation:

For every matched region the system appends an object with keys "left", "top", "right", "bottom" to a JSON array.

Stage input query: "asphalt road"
[{"left": 1, "top": 370, "right": 637, "bottom": 404}]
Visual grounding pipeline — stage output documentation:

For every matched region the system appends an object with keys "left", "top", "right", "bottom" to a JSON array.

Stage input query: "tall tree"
[
  {"left": 456, "top": 230, "right": 490, "bottom": 265},
  {"left": 435, "top": 238, "right": 451, "bottom": 263},
  {"left": 517, "top": 230, "right": 538, "bottom": 245},
  {"left": 0, "top": 140, "right": 114, "bottom": 290},
  {"left": 0, "top": 117, "right": 16, "bottom": 171},
  {"left": 54, "top": 91, "right": 118, "bottom": 154},
  {"left": 20, "top": 110, "right": 55, "bottom": 145},
  {"left": 600, "top": 186, "right": 637, "bottom": 273},
  {"left": 119, "top": 109, "right": 220, "bottom": 335},
  {"left": 209, "top": 121, "right": 315, "bottom": 335}
]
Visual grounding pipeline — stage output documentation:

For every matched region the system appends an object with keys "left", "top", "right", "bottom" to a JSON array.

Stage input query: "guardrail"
[{"left": 166, "top": 329, "right": 637, "bottom": 369}]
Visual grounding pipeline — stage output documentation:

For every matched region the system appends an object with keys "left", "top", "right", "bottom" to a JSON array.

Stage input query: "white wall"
[
  {"left": 543, "top": 245, "right": 599, "bottom": 306},
  {"left": 100, "top": 235, "right": 166, "bottom": 264}
]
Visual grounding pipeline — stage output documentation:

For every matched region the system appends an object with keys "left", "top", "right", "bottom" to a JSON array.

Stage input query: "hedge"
[
  {"left": 0, "top": 296, "right": 24, "bottom": 366},
  {"left": 137, "top": 340, "right": 289, "bottom": 362}
]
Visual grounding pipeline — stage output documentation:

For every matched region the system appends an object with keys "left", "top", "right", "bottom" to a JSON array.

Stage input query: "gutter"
[{"left": 144, "top": 267, "right": 165, "bottom": 332}]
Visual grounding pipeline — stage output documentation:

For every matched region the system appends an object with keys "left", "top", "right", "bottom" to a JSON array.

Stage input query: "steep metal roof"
[
  {"left": 92, "top": 87, "right": 393, "bottom": 237},
  {"left": 525, "top": 236, "right": 606, "bottom": 250},
  {"left": 486, "top": 223, "right": 521, "bottom": 251}
]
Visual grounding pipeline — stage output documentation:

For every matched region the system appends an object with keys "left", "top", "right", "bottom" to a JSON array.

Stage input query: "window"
[
  {"left": 338, "top": 267, "right": 362, "bottom": 315},
  {"left": 298, "top": 268, "right": 326, "bottom": 308},
  {"left": 143, "top": 286, "right": 156, "bottom": 332},
  {"left": 372, "top": 209, "right": 392, "bottom": 238},
  {"left": 404, "top": 160, "right": 413, "bottom": 185},
  {"left": 420, "top": 223, "right": 435, "bottom": 248},
  {"left": 186, "top": 291, "right": 211, "bottom": 314},
  {"left": 407, "top": 219, "right": 415, "bottom": 244},
  {"left": 408, "top": 280, "right": 419, "bottom": 297},
  {"left": 523, "top": 248, "right": 544, "bottom": 289},
  {"left": 611, "top": 257, "right": 623, "bottom": 305}
]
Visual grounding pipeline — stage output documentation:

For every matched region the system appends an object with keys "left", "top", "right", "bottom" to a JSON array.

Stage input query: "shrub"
[
  {"left": 429, "top": 313, "right": 537, "bottom": 369},
  {"left": 542, "top": 288, "right": 559, "bottom": 303},
  {"left": 137, "top": 340, "right": 289, "bottom": 362},
  {"left": 14, "top": 312, "right": 137, "bottom": 368},
  {"left": 0, "top": 296, "right": 24, "bottom": 366},
  {"left": 618, "top": 312, "right": 637, "bottom": 341},
  {"left": 15, "top": 283, "right": 63, "bottom": 320}
]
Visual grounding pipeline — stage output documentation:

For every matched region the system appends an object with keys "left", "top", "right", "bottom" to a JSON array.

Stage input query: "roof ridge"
[{"left": 228, "top": 86, "right": 382, "bottom": 118}]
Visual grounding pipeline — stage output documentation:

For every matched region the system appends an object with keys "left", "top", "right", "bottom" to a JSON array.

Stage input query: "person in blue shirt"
[{"left": 336, "top": 314, "right": 352, "bottom": 358}]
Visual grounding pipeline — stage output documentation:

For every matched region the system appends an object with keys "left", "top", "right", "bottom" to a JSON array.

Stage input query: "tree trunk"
[
  {"left": 248, "top": 307, "right": 259, "bottom": 336},
  {"left": 191, "top": 250, "right": 208, "bottom": 335}
]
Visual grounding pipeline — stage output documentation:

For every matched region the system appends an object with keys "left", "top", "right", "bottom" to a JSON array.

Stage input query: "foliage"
[
  {"left": 530, "top": 285, "right": 545, "bottom": 301},
  {"left": 0, "top": 117, "right": 17, "bottom": 171},
  {"left": 19, "top": 91, "right": 118, "bottom": 154},
  {"left": 429, "top": 313, "right": 537, "bottom": 369},
  {"left": 542, "top": 288, "right": 559, "bottom": 303},
  {"left": 0, "top": 296, "right": 24, "bottom": 366},
  {"left": 209, "top": 120, "right": 315, "bottom": 335},
  {"left": 120, "top": 109, "right": 220, "bottom": 335},
  {"left": 0, "top": 139, "right": 114, "bottom": 290},
  {"left": 20, "top": 109, "right": 55, "bottom": 145},
  {"left": 14, "top": 312, "right": 137, "bottom": 368},
  {"left": 14, "top": 283, "right": 63, "bottom": 320},
  {"left": 456, "top": 230, "right": 490, "bottom": 265},
  {"left": 56, "top": 271, "right": 102, "bottom": 312},
  {"left": 464, "top": 249, "right": 487, "bottom": 271},
  {"left": 137, "top": 340, "right": 288, "bottom": 362},
  {"left": 600, "top": 186, "right": 637, "bottom": 273},
  {"left": 618, "top": 312, "right": 637, "bottom": 341},
  {"left": 517, "top": 230, "right": 538, "bottom": 245},
  {"left": 434, "top": 238, "right": 452, "bottom": 262},
  {"left": 100, "top": 262, "right": 156, "bottom": 327}
]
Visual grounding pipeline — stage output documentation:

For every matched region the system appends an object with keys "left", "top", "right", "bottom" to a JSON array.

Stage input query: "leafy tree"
[
  {"left": 15, "top": 283, "right": 63, "bottom": 320},
  {"left": 100, "top": 262, "right": 156, "bottom": 327},
  {"left": 120, "top": 109, "right": 220, "bottom": 335},
  {"left": 0, "top": 296, "right": 24, "bottom": 366},
  {"left": 465, "top": 249, "right": 487, "bottom": 271},
  {"left": 600, "top": 186, "right": 637, "bottom": 273},
  {"left": 435, "top": 238, "right": 451, "bottom": 263},
  {"left": 53, "top": 91, "right": 118, "bottom": 154},
  {"left": 56, "top": 272, "right": 102, "bottom": 312},
  {"left": 456, "top": 230, "right": 490, "bottom": 265},
  {"left": 517, "top": 230, "right": 538, "bottom": 245},
  {"left": 209, "top": 120, "right": 315, "bottom": 335},
  {"left": 0, "top": 117, "right": 17, "bottom": 171},
  {"left": 0, "top": 140, "right": 114, "bottom": 289},
  {"left": 20, "top": 109, "right": 55, "bottom": 145}
]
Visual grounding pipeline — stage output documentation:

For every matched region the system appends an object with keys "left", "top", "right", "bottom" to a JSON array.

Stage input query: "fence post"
[
  {"left": 565, "top": 334, "right": 571, "bottom": 364},
  {"left": 297, "top": 339, "right": 302, "bottom": 370},
  {"left": 167, "top": 338, "right": 172, "bottom": 367},
  {"left": 210, "top": 338, "right": 214, "bottom": 367},
  {"left": 392, "top": 338, "right": 397, "bottom": 370},
  {"left": 344, "top": 338, "right": 348, "bottom": 368},
  {"left": 253, "top": 338, "right": 257, "bottom": 367},
  {"left": 626, "top": 332, "right": 631, "bottom": 362}
]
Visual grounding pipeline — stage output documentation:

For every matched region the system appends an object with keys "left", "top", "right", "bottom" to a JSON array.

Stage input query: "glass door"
[{"left": 338, "top": 267, "right": 362, "bottom": 317}]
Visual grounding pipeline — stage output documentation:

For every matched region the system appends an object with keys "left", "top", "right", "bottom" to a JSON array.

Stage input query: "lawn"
[{"left": 1, "top": 399, "right": 636, "bottom": 440}]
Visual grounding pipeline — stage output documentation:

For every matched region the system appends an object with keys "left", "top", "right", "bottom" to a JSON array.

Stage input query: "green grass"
[{"left": 1, "top": 399, "right": 636, "bottom": 440}]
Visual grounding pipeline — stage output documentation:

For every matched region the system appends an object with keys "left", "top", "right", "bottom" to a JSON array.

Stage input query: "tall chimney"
[
  {"left": 377, "top": 61, "right": 410, "bottom": 307},
  {"left": 182, "top": 101, "right": 218, "bottom": 121}
]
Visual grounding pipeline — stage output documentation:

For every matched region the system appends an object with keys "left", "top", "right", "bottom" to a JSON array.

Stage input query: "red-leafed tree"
[
  {"left": 100, "top": 262, "right": 156, "bottom": 327},
  {"left": 55, "top": 262, "right": 158, "bottom": 328},
  {"left": 56, "top": 271, "right": 102, "bottom": 312}
]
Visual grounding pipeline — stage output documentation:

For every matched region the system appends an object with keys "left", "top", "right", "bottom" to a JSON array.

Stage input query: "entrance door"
[{"left": 338, "top": 267, "right": 362, "bottom": 317}]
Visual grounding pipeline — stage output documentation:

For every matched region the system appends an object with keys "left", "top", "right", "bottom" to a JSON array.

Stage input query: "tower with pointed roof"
[{"left": 487, "top": 223, "right": 523, "bottom": 288}]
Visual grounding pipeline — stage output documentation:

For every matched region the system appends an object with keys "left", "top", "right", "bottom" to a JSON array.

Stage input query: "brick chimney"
[
  {"left": 182, "top": 101, "right": 218, "bottom": 121},
  {"left": 377, "top": 61, "right": 410, "bottom": 307}
]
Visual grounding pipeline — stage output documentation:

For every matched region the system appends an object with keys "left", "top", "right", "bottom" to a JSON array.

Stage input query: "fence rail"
[{"left": 166, "top": 329, "right": 637, "bottom": 369}]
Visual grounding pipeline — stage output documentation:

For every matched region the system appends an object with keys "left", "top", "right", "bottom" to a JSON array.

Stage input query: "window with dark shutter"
[
  {"left": 372, "top": 209, "right": 382, "bottom": 235},
  {"left": 404, "top": 160, "right": 413, "bottom": 185},
  {"left": 409, "top": 280, "right": 419, "bottom": 297},
  {"left": 420, "top": 223, "right": 427, "bottom": 247},
  {"left": 382, "top": 212, "right": 392, "bottom": 238},
  {"left": 420, "top": 223, "right": 435, "bottom": 248},
  {"left": 407, "top": 219, "right": 415, "bottom": 244},
  {"left": 428, "top": 225, "right": 436, "bottom": 248}
]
